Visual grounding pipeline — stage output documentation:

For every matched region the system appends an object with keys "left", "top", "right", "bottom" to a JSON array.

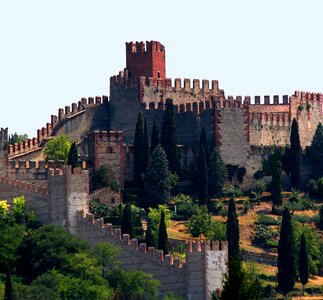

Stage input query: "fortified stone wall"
[{"left": 75, "top": 210, "right": 227, "bottom": 300}]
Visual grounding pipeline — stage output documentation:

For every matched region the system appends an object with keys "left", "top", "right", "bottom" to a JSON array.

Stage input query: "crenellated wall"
[{"left": 75, "top": 210, "right": 228, "bottom": 300}]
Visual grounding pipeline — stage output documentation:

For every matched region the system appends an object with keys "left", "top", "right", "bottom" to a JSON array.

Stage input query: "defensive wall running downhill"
[
  {"left": 7, "top": 95, "right": 109, "bottom": 161},
  {"left": 75, "top": 210, "right": 228, "bottom": 300}
]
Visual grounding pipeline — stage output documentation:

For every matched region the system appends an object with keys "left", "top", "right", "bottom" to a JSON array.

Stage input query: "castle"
[{"left": 0, "top": 41, "right": 322, "bottom": 299}]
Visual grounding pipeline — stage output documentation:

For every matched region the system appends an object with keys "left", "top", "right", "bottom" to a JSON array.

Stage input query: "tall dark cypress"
[
  {"left": 271, "top": 159, "right": 282, "bottom": 208},
  {"left": 299, "top": 233, "right": 309, "bottom": 291},
  {"left": 277, "top": 208, "right": 296, "bottom": 295},
  {"left": 160, "top": 98, "right": 180, "bottom": 174},
  {"left": 226, "top": 198, "right": 240, "bottom": 262},
  {"left": 133, "top": 112, "right": 145, "bottom": 186},
  {"left": 143, "top": 116, "right": 150, "bottom": 173},
  {"left": 4, "top": 268, "right": 13, "bottom": 300},
  {"left": 121, "top": 204, "right": 135, "bottom": 239},
  {"left": 145, "top": 219, "right": 156, "bottom": 247},
  {"left": 67, "top": 142, "right": 79, "bottom": 169},
  {"left": 197, "top": 145, "right": 208, "bottom": 205},
  {"left": 157, "top": 211, "right": 168, "bottom": 254},
  {"left": 310, "top": 122, "right": 323, "bottom": 178},
  {"left": 290, "top": 118, "right": 301, "bottom": 187},
  {"left": 199, "top": 126, "right": 208, "bottom": 162},
  {"left": 150, "top": 121, "right": 160, "bottom": 154},
  {"left": 208, "top": 148, "right": 227, "bottom": 198}
]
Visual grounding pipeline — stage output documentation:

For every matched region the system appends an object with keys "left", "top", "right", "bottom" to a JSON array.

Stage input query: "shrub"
[
  {"left": 255, "top": 214, "right": 279, "bottom": 226},
  {"left": 308, "top": 179, "right": 318, "bottom": 195},
  {"left": 252, "top": 224, "right": 278, "bottom": 248},
  {"left": 222, "top": 185, "right": 243, "bottom": 198}
]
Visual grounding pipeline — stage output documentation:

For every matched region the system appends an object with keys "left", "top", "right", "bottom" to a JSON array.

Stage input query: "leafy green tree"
[
  {"left": 150, "top": 121, "right": 160, "bottom": 154},
  {"left": 143, "top": 116, "right": 150, "bottom": 173},
  {"left": 157, "top": 211, "right": 168, "bottom": 255},
  {"left": 134, "top": 112, "right": 145, "bottom": 186},
  {"left": 277, "top": 208, "right": 296, "bottom": 295},
  {"left": 186, "top": 205, "right": 211, "bottom": 237},
  {"left": 144, "top": 145, "right": 172, "bottom": 207},
  {"left": 43, "top": 134, "right": 72, "bottom": 164},
  {"left": 226, "top": 199, "right": 240, "bottom": 262},
  {"left": 94, "top": 242, "right": 120, "bottom": 276},
  {"left": 197, "top": 145, "right": 208, "bottom": 205},
  {"left": 67, "top": 142, "right": 78, "bottom": 169},
  {"left": 205, "top": 219, "right": 226, "bottom": 242},
  {"left": 145, "top": 219, "right": 156, "bottom": 247},
  {"left": 9, "top": 132, "right": 28, "bottom": 145},
  {"left": 220, "top": 260, "right": 262, "bottom": 300},
  {"left": 299, "top": 233, "right": 309, "bottom": 293},
  {"left": 310, "top": 122, "right": 323, "bottom": 178},
  {"left": 160, "top": 98, "right": 180, "bottom": 174},
  {"left": 270, "top": 158, "right": 282, "bottom": 208},
  {"left": 208, "top": 148, "right": 227, "bottom": 198},
  {"left": 290, "top": 118, "right": 301, "bottom": 187},
  {"left": 91, "top": 166, "right": 118, "bottom": 192},
  {"left": 121, "top": 204, "right": 135, "bottom": 238}
]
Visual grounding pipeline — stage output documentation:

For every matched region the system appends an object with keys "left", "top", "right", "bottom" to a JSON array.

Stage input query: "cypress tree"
[
  {"left": 277, "top": 208, "right": 296, "bottom": 295},
  {"left": 197, "top": 145, "right": 208, "bottom": 205},
  {"left": 290, "top": 118, "right": 301, "bottom": 187},
  {"left": 157, "top": 211, "right": 168, "bottom": 255},
  {"left": 67, "top": 142, "right": 78, "bottom": 169},
  {"left": 318, "top": 205, "right": 323, "bottom": 230},
  {"left": 133, "top": 112, "right": 145, "bottom": 186},
  {"left": 4, "top": 268, "right": 13, "bottom": 300},
  {"left": 144, "top": 145, "right": 171, "bottom": 207},
  {"left": 145, "top": 219, "right": 156, "bottom": 247},
  {"left": 226, "top": 198, "right": 240, "bottom": 262},
  {"left": 310, "top": 122, "right": 323, "bottom": 178},
  {"left": 208, "top": 148, "right": 227, "bottom": 198},
  {"left": 150, "top": 121, "right": 160, "bottom": 154},
  {"left": 143, "top": 116, "right": 150, "bottom": 173},
  {"left": 299, "top": 233, "right": 309, "bottom": 293},
  {"left": 199, "top": 126, "right": 208, "bottom": 162},
  {"left": 160, "top": 98, "right": 180, "bottom": 174},
  {"left": 271, "top": 159, "right": 282, "bottom": 208},
  {"left": 121, "top": 204, "right": 135, "bottom": 239}
]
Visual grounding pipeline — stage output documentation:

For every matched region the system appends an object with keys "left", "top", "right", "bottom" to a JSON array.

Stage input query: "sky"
[{"left": 1, "top": 0, "right": 322, "bottom": 137}]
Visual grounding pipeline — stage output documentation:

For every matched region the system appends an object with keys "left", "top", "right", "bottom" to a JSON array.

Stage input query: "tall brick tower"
[{"left": 125, "top": 41, "right": 166, "bottom": 82}]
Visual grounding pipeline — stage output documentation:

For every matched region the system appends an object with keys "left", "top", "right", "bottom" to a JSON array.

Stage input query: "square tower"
[{"left": 126, "top": 41, "right": 166, "bottom": 82}]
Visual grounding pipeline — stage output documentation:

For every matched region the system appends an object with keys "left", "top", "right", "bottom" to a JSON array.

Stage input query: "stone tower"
[{"left": 125, "top": 41, "right": 166, "bottom": 82}]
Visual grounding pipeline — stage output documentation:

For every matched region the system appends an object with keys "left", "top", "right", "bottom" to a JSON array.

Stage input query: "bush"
[
  {"left": 252, "top": 224, "right": 278, "bottom": 249},
  {"left": 292, "top": 214, "right": 312, "bottom": 224},
  {"left": 255, "top": 214, "right": 280, "bottom": 226},
  {"left": 243, "top": 200, "right": 250, "bottom": 213},
  {"left": 308, "top": 179, "right": 318, "bottom": 195},
  {"left": 222, "top": 185, "right": 243, "bottom": 198},
  {"left": 175, "top": 202, "right": 198, "bottom": 220}
]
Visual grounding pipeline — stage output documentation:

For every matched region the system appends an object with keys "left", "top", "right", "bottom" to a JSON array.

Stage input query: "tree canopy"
[{"left": 43, "top": 134, "right": 72, "bottom": 164}]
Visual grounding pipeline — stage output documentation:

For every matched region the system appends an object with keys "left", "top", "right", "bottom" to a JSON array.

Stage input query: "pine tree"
[
  {"left": 150, "top": 121, "right": 160, "bottom": 154},
  {"left": 277, "top": 208, "right": 296, "bottom": 295},
  {"left": 290, "top": 118, "right": 301, "bottom": 187},
  {"left": 208, "top": 148, "right": 227, "bottom": 198},
  {"left": 144, "top": 145, "right": 171, "bottom": 207},
  {"left": 143, "top": 116, "right": 150, "bottom": 173},
  {"left": 157, "top": 211, "right": 168, "bottom": 255},
  {"left": 133, "top": 112, "right": 145, "bottom": 186},
  {"left": 299, "top": 233, "right": 309, "bottom": 293},
  {"left": 226, "top": 198, "right": 240, "bottom": 262},
  {"left": 145, "top": 219, "right": 156, "bottom": 247},
  {"left": 160, "top": 98, "right": 180, "bottom": 174},
  {"left": 310, "top": 122, "right": 323, "bottom": 178},
  {"left": 121, "top": 204, "right": 135, "bottom": 239},
  {"left": 199, "top": 126, "right": 208, "bottom": 162},
  {"left": 197, "top": 145, "right": 208, "bottom": 205},
  {"left": 67, "top": 142, "right": 79, "bottom": 169},
  {"left": 318, "top": 205, "right": 323, "bottom": 230},
  {"left": 4, "top": 267, "right": 13, "bottom": 300},
  {"left": 271, "top": 158, "right": 282, "bottom": 208}
]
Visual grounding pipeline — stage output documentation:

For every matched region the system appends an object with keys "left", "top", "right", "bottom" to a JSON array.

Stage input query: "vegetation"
[
  {"left": 160, "top": 98, "right": 180, "bottom": 174},
  {"left": 290, "top": 118, "right": 301, "bottom": 187},
  {"left": 299, "top": 233, "right": 309, "bottom": 293},
  {"left": 197, "top": 145, "right": 208, "bottom": 205},
  {"left": 121, "top": 203, "right": 135, "bottom": 238},
  {"left": 310, "top": 122, "right": 323, "bottom": 178},
  {"left": 277, "top": 208, "right": 296, "bottom": 295},
  {"left": 226, "top": 199, "right": 240, "bottom": 261},
  {"left": 91, "top": 166, "right": 119, "bottom": 192},
  {"left": 134, "top": 112, "right": 145, "bottom": 187},
  {"left": 208, "top": 148, "right": 227, "bottom": 198},
  {"left": 67, "top": 141, "right": 79, "bottom": 169},
  {"left": 144, "top": 145, "right": 172, "bottom": 207},
  {"left": 157, "top": 211, "right": 168, "bottom": 255},
  {"left": 8, "top": 132, "right": 28, "bottom": 145},
  {"left": 150, "top": 121, "right": 160, "bottom": 154},
  {"left": 43, "top": 134, "right": 72, "bottom": 164},
  {"left": 270, "top": 158, "right": 282, "bottom": 208}
]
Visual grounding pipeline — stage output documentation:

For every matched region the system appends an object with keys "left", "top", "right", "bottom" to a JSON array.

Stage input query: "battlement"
[
  {"left": 126, "top": 41, "right": 165, "bottom": 54},
  {"left": 8, "top": 96, "right": 108, "bottom": 159},
  {"left": 295, "top": 90, "right": 323, "bottom": 101},
  {"left": 0, "top": 127, "right": 8, "bottom": 138},
  {"left": 88, "top": 130, "right": 124, "bottom": 142},
  {"left": 48, "top": 166, "right": 88, "bottom": 177},
  {"left": 0, "top": 176, "right": 48, "bottom": 194}
]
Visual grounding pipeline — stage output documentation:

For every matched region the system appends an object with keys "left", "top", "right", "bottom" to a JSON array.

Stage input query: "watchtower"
[{"left": 125, "top": 41, "right": 166, "bottom": 82}]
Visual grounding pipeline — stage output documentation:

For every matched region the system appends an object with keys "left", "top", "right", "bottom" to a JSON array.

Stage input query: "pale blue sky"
[{"left": 1, "top": 0, "right": 322, "bottom": 137}]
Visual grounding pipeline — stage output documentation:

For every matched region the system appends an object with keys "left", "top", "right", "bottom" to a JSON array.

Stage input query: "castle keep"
[{"left": 0, "top": 41, "right": 322, "bottom": 299}]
